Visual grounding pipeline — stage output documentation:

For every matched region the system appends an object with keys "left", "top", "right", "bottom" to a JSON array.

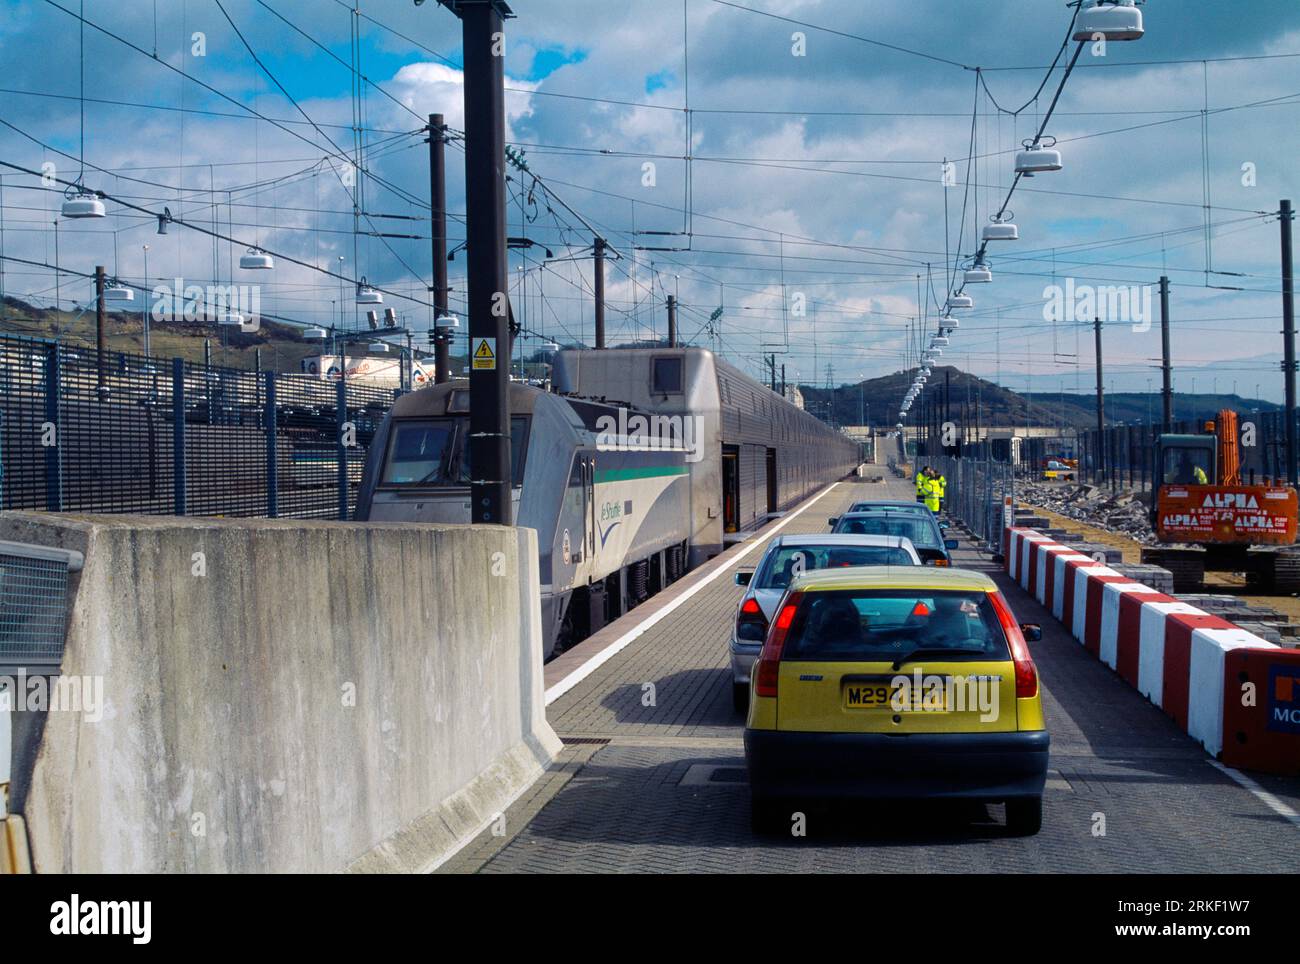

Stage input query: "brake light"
[
  {"left": 933, "top": 558, "right": 950, "bottom": 567},
  {"left": 990, "top": 591, "right": 1038, "bottom": 698},
  {"left": 737, "top": 595, "right": 768, "bottom": 641},
  {"left": 755, "top": 592, "right": 801, "bottom": 699}
]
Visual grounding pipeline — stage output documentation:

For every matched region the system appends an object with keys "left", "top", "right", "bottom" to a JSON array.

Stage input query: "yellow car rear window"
[{"left": 783, "top": 589, "right": 1009, "bottom": 662}]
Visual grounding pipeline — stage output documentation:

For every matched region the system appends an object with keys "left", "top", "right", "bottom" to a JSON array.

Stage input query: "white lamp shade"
[
  {"left": 1074, "top": 1, "right": 1143, "bottom": 41},
  {"left": 62, "top": 193, "right": 105, "bottom": 219},
  {"left": 240, "top": 249, "right": 274, "bottom": 270},
  {"left": 982, "top": 222, "right": 1019, "bottom": 241},
  {"left": 1016, "top": 145, "right": 1063, "bottom": 174}
]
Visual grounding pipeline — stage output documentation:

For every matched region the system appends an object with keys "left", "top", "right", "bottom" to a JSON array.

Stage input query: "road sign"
[{"left": 472, "top": 337, "right": 496, "bottom": 371}]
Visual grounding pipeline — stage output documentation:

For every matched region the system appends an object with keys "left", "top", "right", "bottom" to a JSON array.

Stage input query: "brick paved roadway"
[{"left": 443, "top": 476, "right": 1300, "bottom": 874}]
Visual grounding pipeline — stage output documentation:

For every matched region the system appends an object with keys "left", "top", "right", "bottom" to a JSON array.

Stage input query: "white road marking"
[
  {"left": 545, "top": 481, "right": 843, "bottom": 705},
  {"left": 1208, "top": 760, "right": 1300, "bottom": 830}
]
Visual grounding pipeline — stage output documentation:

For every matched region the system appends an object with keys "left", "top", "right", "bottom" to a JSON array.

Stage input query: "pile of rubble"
[
  {"left": 1174, "top": 594, "right": 1300, "bottom": 646},
  {"left": 1016, "top": 481, "right": 1155, "bottom": 543}
]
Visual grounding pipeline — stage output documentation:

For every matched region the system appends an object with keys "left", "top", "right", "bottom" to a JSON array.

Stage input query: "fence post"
[
  {"left": 265, "top": 371, "right": 278, "bottom": 519},
  {"left": 337, "top": 379, "right": 349, "bottom": 521},
  {"left": 172, "top": 357, "right": 186, "bottom": 515},
  {"left": 44, "top": 343, "right": 62, "bottom": 511}
]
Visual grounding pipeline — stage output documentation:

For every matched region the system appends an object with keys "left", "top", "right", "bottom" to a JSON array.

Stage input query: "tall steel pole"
[
  {"left": 1159, "top": 275, "right": 1172, "bottom": 432},
  {"left": 94, "top": 265, "right": 106, "bottom": 398},
  {"left": 445, "top": 0, "right": 513, "bottom": 524},
  {"left": 944, "top": 368, "right": 950, "bottom": 453},
  {"left": 429, "top": 112, "right": 452, "bottom": 383},
  {"left": 142, "top": 244, "right": 151, "bottom": 358},
  {"left": 1094, "top": 315, "right": 1106, "bottom": 481},
  {"left": 593, "top": 235, "right": 606, "bottom": 348},
  {"left": 1281, "top": 199, "right": 1296, "bottom": 486},
  {"left": 666, "top": 294, "right": 677, "bottom": 347}
]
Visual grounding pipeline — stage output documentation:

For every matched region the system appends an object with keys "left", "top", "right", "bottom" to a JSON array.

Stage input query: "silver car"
[{"left": 728, "top": 533, "right": 921, "bottom": 711}]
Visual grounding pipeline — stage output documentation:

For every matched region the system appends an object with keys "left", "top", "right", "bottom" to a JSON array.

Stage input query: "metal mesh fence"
[
  {"left": 0, "top": 547, "right": 69, "bottom": 669},
  {"left": 0, "top": 333, "right": 397, "bottom": 520},
  {"left": 927, "top": 455, "right": 1015, "bottom": 550}
]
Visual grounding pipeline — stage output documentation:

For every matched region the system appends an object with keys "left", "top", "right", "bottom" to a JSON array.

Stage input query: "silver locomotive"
[{"left": 356, "top": 348, "right": 860, "bottom": 658}]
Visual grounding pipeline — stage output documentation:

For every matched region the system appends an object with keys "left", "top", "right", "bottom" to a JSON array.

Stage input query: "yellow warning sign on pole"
[{"left": 471, "top": 337, "right": 496, "bottom": 370}]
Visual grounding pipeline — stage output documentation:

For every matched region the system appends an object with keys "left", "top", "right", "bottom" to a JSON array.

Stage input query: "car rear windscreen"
[
  {"left": 834, "top": 514, "right": 940, "bottom": 548},
  {"left": 782, "top": 589, "right": 1009, "bottom": 662},
  {"left": 759, "top": 544, "right": 916, "bottom": 588}
]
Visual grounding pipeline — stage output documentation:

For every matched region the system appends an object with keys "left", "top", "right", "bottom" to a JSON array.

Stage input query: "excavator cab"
[{"left": 1156, "top": 433, "right": 1216, "bottom": 486}]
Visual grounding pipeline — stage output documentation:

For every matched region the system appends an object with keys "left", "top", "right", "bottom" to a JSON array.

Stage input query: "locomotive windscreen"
[{"left": 380, "top": 416, "right": 530, "bottom": 487}]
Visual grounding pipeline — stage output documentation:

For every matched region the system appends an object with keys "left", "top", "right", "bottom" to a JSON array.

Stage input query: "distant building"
[{"left": 301, "top": 354, "right": 433, "bottom": 387}]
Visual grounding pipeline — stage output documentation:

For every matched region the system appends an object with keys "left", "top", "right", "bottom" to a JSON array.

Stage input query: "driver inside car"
[
  {"left": 925, "top": 595, "right": 979, "bottom": 646},
  {"left": 808, "top": 596, "right": 864, "bottom": 653}
]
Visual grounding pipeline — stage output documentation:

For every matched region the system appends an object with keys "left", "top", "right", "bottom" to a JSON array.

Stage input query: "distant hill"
[
  {"left": 795, "top": 364, "right": 1282, "bottom": 431},
  {"left": 1021, "top": 391, "right": 1281, "bottom": 426},
  {"left": 800, "top": 366, "right": 1080, "bottom": 430},
  {"left": 0, "top": 295, "right": 458, "bottom": 373}
]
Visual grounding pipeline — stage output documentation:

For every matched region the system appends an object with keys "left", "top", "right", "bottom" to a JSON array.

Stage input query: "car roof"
[
  {"left": 772, "top": 533, "right": 913, "bottom": 548},
  {"left": 789, "top": 566, "right": 996, "bottom": 593},
  {"left": 847, "top": 506, "right": 930, "bottom": 514},
  {"left": 840, "top": 510, "right": 939, "bottom": 526}
]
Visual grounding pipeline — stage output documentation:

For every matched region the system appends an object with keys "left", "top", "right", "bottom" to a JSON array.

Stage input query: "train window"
[
  {"left": 454, "top": 415, "right": 531, "bottom": 486},
  {"left": 651, "top": 356, "right": 684, "bottom": 395},
  {"left": 380, "top": 416, "right": 530, "bottom": 486},
  {"left": 381, "top": 420, "right": 457, "bottom": 485}
]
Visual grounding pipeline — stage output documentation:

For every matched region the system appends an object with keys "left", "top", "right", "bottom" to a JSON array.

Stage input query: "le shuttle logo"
[
  {"left": 1267, "top": 665, "right": 1300, "bottom": 734},
  {"left": 49, "top": 895, "right": 151, "bottom": 944}
]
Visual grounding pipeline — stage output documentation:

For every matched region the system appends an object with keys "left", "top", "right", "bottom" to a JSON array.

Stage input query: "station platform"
[{"left": 441, "top": 477, "right": 1300, "bottom": 874}]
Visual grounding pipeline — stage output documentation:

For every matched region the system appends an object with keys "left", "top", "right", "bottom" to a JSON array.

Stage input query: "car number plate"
[{"left": 843, "top": 684, "right": 946, "bottom": 712}]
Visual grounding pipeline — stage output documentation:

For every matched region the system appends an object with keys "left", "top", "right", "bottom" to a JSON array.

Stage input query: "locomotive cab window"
[
  {"left": 381, "top": 420, "right": 458, "bottom": 485},
  {"left": 651, "top": 356, "right": 684, "bottom": 395},
  {"left": 380, "top": 416, "right": 530, "bottom": 487}
]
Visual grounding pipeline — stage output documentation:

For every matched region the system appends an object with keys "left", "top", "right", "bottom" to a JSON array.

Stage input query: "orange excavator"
[{"left": 1142, "top": 410, "right": 1300, "bottom": 592}]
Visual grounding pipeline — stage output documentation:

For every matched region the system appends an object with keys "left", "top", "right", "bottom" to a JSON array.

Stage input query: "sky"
[{"left": 0, "top": 0, "right": 1298, "bottom": 407}]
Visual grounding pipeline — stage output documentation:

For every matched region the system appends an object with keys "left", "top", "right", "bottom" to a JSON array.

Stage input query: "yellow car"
[{"left": 744, "top": 566, "right": 1048, "bottom": 836}]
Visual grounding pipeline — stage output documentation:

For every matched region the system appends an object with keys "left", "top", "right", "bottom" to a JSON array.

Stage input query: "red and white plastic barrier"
[{"left": 1004, "top": 526, "right": 1300, "bottom": 775}]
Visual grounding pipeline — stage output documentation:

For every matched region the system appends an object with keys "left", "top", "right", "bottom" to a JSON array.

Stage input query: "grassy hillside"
[
  {"left": 801, "top": 366, "right": 1077, "bottom": 430},
  {"left": 0, "top": 296, "right": 460, "bottom": 373},
  {"left": 1021, "top": 390, "right": 1281, "bottom": 426}
]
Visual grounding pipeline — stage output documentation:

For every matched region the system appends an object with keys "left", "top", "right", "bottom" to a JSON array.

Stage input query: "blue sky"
[{"left": 1, "top": 0, "right": 1298, "bottom": 404}]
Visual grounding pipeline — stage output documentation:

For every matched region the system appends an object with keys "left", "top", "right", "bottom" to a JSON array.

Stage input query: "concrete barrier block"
[{"left": 0, "top": 512, "right": 560, "bottom": 874}]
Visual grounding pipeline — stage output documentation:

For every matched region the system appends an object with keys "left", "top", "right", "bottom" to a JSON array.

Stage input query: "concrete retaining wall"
[
  {"left": 0, "top": 511, "right": 561, "bottom": 873},
  {"left": 1005, "top": 526, "right": 1300, "bottom": 774}
]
